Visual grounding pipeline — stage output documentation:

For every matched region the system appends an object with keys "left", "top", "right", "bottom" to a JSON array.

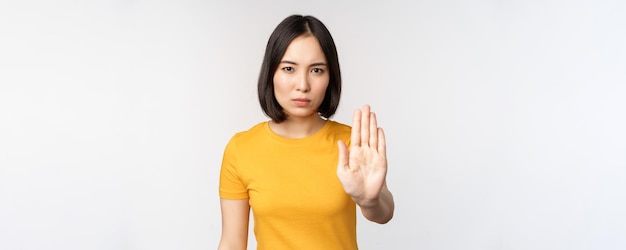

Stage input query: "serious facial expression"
[{"left": 273, "top": 35, "right": 330, "bottom": 121}]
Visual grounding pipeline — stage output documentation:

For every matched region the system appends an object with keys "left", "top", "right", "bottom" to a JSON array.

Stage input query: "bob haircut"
[{"left": 258, "top": 15, "right": 341, "bottom": 123}]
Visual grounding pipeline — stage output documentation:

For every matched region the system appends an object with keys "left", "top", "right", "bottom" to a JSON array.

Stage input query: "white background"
[{"left": 1, "top": 0, "right": 625, "bottom": 249}]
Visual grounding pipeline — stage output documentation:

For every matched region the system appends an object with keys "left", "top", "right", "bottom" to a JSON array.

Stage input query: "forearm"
[{"left": 356, "top": 184, "right": 394, "bottom": 224}]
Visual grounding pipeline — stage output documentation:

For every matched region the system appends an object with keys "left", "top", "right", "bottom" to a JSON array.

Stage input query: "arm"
[
  {"left": 337, "top": 105, "right": 395, "bottom": 224},
  {"left": 218, "top": 198, "right": 250, "bottom": 250}
]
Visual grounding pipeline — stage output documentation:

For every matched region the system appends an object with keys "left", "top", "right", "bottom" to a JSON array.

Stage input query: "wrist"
[{"left": 353, "top": 195, "right": 381, "bottom": 209}]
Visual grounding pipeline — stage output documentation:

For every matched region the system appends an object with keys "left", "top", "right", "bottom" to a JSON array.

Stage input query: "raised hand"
[{"left": 337, "top": 105, "right": 388, "bottom": 208}]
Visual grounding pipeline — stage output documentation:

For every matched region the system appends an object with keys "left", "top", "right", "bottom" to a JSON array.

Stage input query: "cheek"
[
  {"left": 273, "top": 73, "right": 289, "bottom": 89},
  {"left": 273, "top": 75, "right": 293, "bottom": 102},
  {"left": 314, "top": 76, "right": 330, "bottom": 93}
]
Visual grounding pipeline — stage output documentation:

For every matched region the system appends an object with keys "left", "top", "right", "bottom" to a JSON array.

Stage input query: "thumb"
[{"left": 337, "top": 140, "right": 349, "bottom": 170}]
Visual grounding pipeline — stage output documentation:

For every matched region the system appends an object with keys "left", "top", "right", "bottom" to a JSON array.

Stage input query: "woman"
[{"left": 218, "top": 14, "right": 394, "bottom": 250}]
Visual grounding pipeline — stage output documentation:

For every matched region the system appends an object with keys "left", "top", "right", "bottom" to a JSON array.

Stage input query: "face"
[{"left": 273, "top": 35, "right": 329, "bottom": 121}]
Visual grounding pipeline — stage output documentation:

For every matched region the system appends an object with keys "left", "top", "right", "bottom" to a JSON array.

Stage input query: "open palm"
[{"left": 337, "top": 105, "right": 388, "bottom": 207}]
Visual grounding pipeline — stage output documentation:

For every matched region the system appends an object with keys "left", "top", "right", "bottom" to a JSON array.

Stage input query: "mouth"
[{"left": 292, "top": 98, "right": 311, "bottom": 107}]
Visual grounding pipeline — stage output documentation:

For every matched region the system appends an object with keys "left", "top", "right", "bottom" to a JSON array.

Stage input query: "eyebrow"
[{"left": 280, "top": 60, "right": 327, "bottom": 67}]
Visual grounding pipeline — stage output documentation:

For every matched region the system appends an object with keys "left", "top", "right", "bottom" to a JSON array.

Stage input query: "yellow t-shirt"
[{"left": 219, "top": 120, "right": 357, "bottom": 250}]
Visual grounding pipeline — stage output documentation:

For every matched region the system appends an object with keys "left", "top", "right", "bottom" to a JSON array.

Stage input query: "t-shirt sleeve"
[{"left": 219, "top": 136, "right": 249, "bottom": 199}]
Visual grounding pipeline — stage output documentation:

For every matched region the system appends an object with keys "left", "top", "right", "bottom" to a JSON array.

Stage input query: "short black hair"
[{"left": 258, "top": 15, "right": 341, "bottom": 123}]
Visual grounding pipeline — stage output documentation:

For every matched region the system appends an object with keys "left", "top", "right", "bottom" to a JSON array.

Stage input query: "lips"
[{"left": 292, "top": 98, "right": 311, "bottom": 107}]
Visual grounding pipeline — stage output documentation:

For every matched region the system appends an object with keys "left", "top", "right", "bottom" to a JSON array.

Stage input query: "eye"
[
  {"left": 311, "top": 68, "right": 325, "bottom": 74},
  {"left": 282, "top": 66, "right": 294, "bottom": 72}
]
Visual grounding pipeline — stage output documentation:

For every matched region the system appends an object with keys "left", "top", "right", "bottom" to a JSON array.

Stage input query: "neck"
[{"left": 269, "top": 115, "right": 327, "bottom": 139}]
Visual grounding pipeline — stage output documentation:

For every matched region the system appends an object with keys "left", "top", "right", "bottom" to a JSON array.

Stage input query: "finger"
[
  {"left": 360, "top": 105, "right": 370, "bottom": 146},
  {"left": 351, "top": 109, "right": 361, "bottom": 147},
  {"left": 337, "top": 140, "right": 349, "bottom": 171},
  {"left": 369, "top": 112, "right": 378, "bottom": 149},
  {"left": 378, "top": 127, "right": 387, "bottom": 157}
]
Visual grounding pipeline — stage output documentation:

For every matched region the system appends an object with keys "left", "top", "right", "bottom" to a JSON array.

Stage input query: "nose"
[{"left": 296, "top": 72, "right": 310, "bottom": 92}]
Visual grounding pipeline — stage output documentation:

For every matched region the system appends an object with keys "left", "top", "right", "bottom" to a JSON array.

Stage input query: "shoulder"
[
  {"left": 227, "top": 121, "right": 268, "bottom": 146},
  {"left": 325, "top": 120, "right": 352, "bottom": 144},
  {"left": 231, "top": 122, "right": 267, "bottom": 138},
  {"left": 221, "top": 122, "right": 269, "bottom": 170},
  {"left": 222, "top": 122, "right": 268, "bottom": 159},
  {"left": 327, "top": 120, "right": 351, "bottom": 134}
]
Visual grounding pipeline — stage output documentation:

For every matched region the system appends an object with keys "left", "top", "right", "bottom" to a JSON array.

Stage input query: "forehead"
[{"left": 281, "top": 35, "right": 327, "bottom": 62}]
